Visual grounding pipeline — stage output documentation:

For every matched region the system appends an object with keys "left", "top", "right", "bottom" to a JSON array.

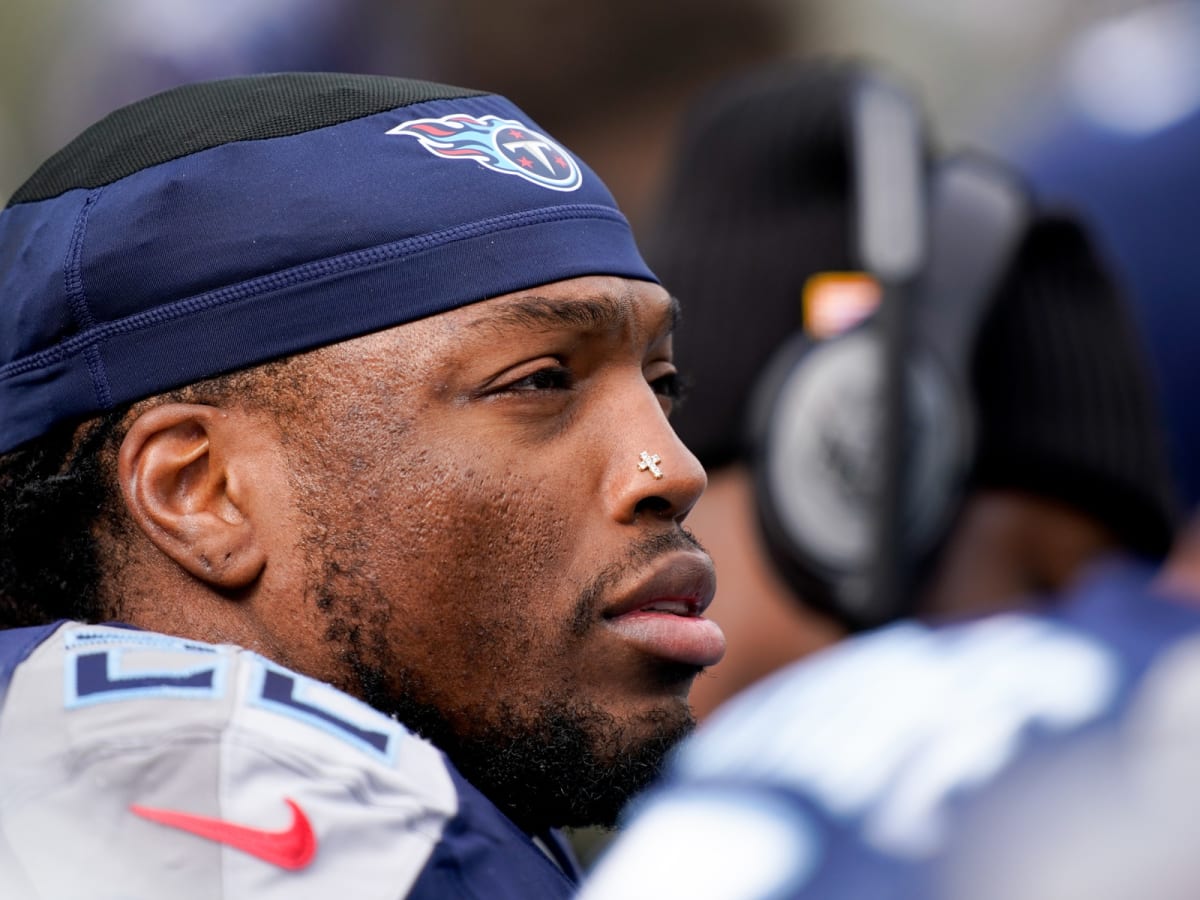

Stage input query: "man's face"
[{"left": 272, "top": 275, "right": 722, "bottom": 830}]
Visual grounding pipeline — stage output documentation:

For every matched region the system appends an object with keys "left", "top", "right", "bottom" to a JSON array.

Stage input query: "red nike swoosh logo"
[{"left": 130, "top": 797, "right": 317, "bottom": 871}]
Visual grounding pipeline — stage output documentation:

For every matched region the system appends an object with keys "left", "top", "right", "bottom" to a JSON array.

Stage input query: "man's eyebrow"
[
  {"left": 468, "top": 291, "right": 681, "bottom": 338},
  {"left": 467, "top": 294, "right": 627, "bottom": 333}
]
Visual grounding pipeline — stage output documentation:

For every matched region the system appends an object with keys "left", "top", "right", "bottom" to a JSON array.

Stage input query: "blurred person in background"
[
  {"left": 578, "top": 60, "right": 1200, "bottom": 900},
  {"left": 1003, "top": 0, "right": 1200, "bottom": 515},
  {"left": 641, "top": 60, "right": 1177, "bottom": 719}
]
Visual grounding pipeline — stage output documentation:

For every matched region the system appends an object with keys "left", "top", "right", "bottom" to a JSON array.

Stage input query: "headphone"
[{"left": 747, "top": 73, "right": 1031, "bottom": 631}]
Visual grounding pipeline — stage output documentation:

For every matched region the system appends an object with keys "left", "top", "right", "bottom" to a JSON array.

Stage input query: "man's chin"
[{"left": 393, "top": 693, "right": 695, "bottom": 832}]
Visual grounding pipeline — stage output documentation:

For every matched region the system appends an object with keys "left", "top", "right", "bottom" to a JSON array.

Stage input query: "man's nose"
[{"left": 601, "top": 387, "right": 707, "bottom": 526}]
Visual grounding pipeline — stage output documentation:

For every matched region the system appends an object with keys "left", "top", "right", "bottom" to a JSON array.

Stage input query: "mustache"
[{"left": 568, "top": 529, "right": 707, "bottom": 638}]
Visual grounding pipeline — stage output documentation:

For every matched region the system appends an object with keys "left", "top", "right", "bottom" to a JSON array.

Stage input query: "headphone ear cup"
[
  {"left": 747, "top": 323, "right": 972, "bottom": 631},
  {"left": 748, "top": 326, "right": 883, "bottom": 628}
]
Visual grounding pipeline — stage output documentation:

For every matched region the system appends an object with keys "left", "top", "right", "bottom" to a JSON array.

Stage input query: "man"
[
  {"left": 638, "top": 61, "right": 1175, "bottom": 718},
  {"left": 0, "top": 72, "right": 723, "bottom": 896}
]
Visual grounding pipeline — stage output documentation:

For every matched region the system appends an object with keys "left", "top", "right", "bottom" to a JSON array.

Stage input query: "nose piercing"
[{"left": 638, "top": 451, "right": 663, "bottom": 479}]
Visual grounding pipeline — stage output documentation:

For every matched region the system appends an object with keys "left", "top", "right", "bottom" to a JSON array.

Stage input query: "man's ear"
[{"left": 117, "top": 403, "right": 268, "bottom": 590}]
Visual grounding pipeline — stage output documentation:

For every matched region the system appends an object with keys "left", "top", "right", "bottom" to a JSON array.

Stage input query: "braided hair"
[{"left": 0, "top": 408, "right": 131, "bottom": 627}]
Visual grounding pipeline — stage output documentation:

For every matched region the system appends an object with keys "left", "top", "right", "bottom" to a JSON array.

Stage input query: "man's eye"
[
  {"left": 651, "top": 371, "right": 687, "bottom": 403},
  {"left": 506, "top": 365, "right": 573, "bottom": 392}
]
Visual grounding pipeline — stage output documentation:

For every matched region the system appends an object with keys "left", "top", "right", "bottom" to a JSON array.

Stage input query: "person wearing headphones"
[
  {"left": 640, "top": 60, "right": 1175, "bottom": 720},
  {"left": 578, "top": 61, "right": 1197, "bottom": 900}
]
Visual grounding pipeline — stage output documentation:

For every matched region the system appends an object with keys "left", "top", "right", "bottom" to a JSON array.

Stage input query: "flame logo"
[{"left": 386, "top": 114, "right": 583, "bottom": 192}]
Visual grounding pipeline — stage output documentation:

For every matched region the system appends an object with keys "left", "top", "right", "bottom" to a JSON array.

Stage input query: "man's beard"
[
  {"left": 316, "top": 566, "right": 701, "bottom": 833},
  {"left": 372, "top": 675, "right": 696, "bottom": 833},
  {"left": 305, "top": 512, "right": 707, "bottom": 833}
]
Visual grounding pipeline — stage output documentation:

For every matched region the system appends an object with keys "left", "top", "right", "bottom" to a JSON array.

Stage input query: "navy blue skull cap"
[{"left": 0, "top": 72, "right": 657, "bottom": 453}]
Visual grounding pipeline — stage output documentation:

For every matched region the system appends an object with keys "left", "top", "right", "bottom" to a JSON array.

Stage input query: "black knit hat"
[
  {"left": 650, "top": 59, "right": 1177, "bottom": 558},
  {"left": 971, "top": 213, "right": 1177, "bottom": 559}
]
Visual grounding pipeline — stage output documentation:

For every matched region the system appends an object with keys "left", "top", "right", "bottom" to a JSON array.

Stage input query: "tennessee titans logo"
[{"left": 386, "top": 114, "right": 583, "bottom": 192}]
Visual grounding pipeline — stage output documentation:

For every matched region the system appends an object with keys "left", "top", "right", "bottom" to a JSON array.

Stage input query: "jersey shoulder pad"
[
  {"left": 0, "top": 622, "right": 457, "bottom": 898},
  {"left": 675, "top": 614, "right": 1120, "bottom": 858}
]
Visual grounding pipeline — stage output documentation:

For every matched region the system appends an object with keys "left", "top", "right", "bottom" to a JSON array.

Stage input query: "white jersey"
[{"left": 0, "top": 621, "right": 579, "bottom": 899}]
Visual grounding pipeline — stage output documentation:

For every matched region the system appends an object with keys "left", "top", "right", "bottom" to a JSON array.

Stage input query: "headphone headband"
[{"left": 750, "top": 90, "right": 1031, "bottom": 629}]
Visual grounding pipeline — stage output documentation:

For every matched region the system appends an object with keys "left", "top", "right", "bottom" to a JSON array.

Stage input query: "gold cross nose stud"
[{"left": 638, "top": 451, "right": 663, "bottom": 479}]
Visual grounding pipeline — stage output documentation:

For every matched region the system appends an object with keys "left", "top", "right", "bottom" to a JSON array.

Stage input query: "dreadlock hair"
[{"left": 0, "top": 407, "right": 132, "bottom": 628}]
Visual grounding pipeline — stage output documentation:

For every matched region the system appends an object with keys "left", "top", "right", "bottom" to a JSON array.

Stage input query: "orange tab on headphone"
[{"left": 802, "top": 272, "right": 881, "bottom": 339}]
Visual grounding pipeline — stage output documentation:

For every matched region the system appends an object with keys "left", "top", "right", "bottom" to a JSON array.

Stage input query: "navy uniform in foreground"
[
  {"left": 0, "top": 73, "right": 722, "bottom": 896},
  {"left": 581, "top": 556, "right": 1200, "bottom": 899}
]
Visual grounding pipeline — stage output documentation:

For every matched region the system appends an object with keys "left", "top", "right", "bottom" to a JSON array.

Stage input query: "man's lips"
[{"left": 602, "top": 551, "right": 725, "bottom": 668}]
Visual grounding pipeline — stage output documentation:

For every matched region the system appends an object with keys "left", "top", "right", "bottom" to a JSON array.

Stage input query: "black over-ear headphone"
[{"left": 747, "top": 72, "right": 1031, "bottom": 632}]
